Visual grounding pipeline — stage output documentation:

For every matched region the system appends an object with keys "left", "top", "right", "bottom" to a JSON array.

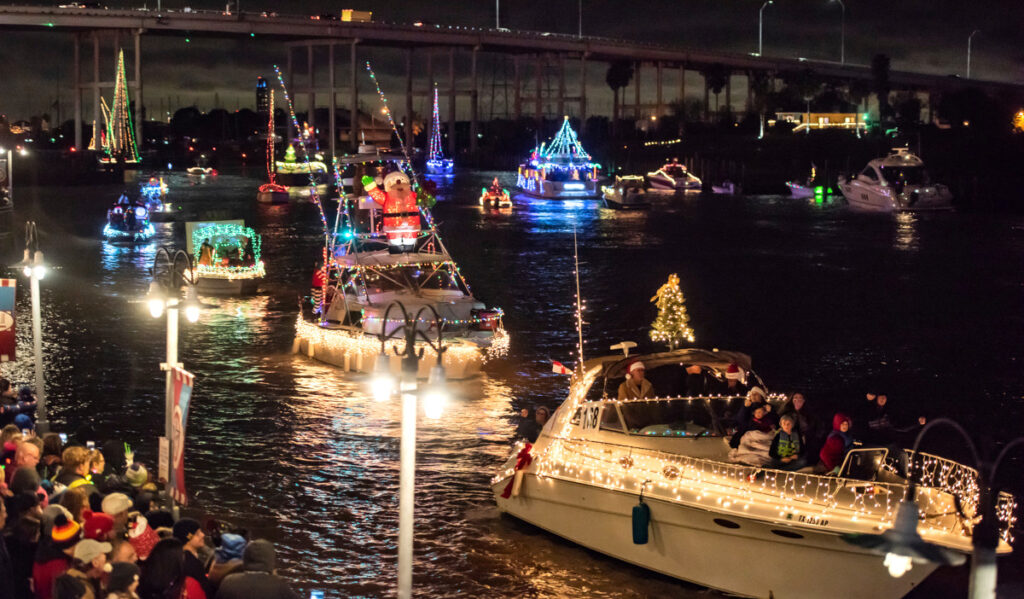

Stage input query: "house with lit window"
[{"left": 769, "top": 112, "right": 868, "bottom": 133}]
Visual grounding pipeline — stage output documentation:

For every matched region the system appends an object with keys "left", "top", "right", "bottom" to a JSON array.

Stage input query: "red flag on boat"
[{"left": 551, "top": 361, "right": 571, "bottom": 375}]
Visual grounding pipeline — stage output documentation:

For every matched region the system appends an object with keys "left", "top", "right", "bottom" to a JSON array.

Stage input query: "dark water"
[{"left": 4, "top": 168, "right": 1024, "bottom": 598}]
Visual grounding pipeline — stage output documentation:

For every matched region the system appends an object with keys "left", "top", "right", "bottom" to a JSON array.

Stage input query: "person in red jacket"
[
  {"left": 362, "top": 171, "right": 422, "bottom": 253},
  {"left": 818, "top": 413, "right": 854, "bottom": 474}
]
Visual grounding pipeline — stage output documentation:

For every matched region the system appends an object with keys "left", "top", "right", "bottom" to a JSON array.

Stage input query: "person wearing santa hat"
[
  {"left": 618, "top": 361, "right": 656, "bottom": 400},
  {"left": 361, "top": 171, "right": 431, "bottom": 253},
  {"left": 720, "top": 362, "right": 748, "bottom": 395}
]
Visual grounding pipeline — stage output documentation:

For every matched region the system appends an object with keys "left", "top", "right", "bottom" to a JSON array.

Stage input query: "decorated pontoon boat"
[
  {"left": 294, "top": 149, "right": 507, "bottom": 379},
  {"left": 187, "top": 221, "right": 264, "bottom": 295},
  {"left": 517, "top": 116, "right": 600, "bottom": 199},
  {"left": 493, "top": 348, "right": 1015, "bottom": 598},
  {"left": 480, "top": 178, "right": 512, "bottom": 209},
  {"left": 275, "top": 145, "right": 330, "bottom": 199}
]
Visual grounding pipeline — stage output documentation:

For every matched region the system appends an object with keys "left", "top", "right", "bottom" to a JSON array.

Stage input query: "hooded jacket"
[
  {"left": 818, "top": 413, "right": 853, "bottom": 472},
  {"left": 213, "top": 541, "right": 299, "bottom": 599}
]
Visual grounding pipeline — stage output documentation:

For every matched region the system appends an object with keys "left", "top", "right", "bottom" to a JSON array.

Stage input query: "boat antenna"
[{"left": 573, "top": 225, "right": 585, "bottom": 370}]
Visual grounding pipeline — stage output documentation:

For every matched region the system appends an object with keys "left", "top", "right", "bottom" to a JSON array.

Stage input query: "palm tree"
[
  {"left": 605, "top": 61, "right": 635, "bottom": 136},
  {"left": 704, "top": 64, "right": 729, "bottom": 116},
  {"left": 749, "top": 70, "right": 772, "bottom": 138}
]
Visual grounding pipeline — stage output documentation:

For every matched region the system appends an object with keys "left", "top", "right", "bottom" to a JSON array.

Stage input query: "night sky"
[{"left": 0, "top": 0, "right": 1021, "bottom": 121}]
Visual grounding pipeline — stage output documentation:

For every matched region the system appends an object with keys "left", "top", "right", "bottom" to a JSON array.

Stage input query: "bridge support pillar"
[
  {"left": 448, "top": 47, "right": 456, "bottom": 159},
  {"left": 535, "top": 54, "right": 543, "bottom": 124},
  {"left": 513, "top": 56, "right": 521, "bottom": 120},
  {"left": 405, "top": 48, "right": 414, "bottom": 151},
  {"left": 656, "top": 61, "right": 663, "bottom": 118},
  {"left": 634, "top": 61, "right": 641, "bottom": 121},
  {"left": 73, "top": 33, "right": 82, "bottom": 150},
  {"left": 470, "top": 46, "right": 479, "bottom": 154},
  {"left": 680, "top": 64, "right": 686, "bottom": 113},
  {"left": 703, "top": 73, "right": 710, "bottom": 122},
  {"left": 557, "top": 54, "right": 565, "bottom": 117},
  {"left": 579, "top": 54, "right": 587, "bottom": 133},
  {"left": 350, "top": 39, "right": 359, "bottom": 151}
]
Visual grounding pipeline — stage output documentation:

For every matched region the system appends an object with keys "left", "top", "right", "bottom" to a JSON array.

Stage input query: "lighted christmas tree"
[
  {"left": 107, "top": 49, "right": 140, "bottom": 164},
  {"left": 284, "top": 144, "right": 297, "bottom": 163},
  {"left": 649, "top": 273, "right": 695, "bottom": 349}
]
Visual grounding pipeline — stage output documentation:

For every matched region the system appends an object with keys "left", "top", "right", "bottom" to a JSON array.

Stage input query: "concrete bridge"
[{"left": 1, "top": 4, "right": 1020, "bottom": 159}]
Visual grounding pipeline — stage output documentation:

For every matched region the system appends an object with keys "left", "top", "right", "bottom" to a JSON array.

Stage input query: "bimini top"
[
  {"left": 875, "top": 147, "right": 925, "bottom": 168},
  {"left": 584, "top": 348, "right": 753, "bottom": 382}
]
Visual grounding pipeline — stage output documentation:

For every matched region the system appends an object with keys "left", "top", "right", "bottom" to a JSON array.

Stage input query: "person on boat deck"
[
  {"left": 516, "top": 406, "right": 550, "bottom": 443},
  {"left": 719, "top": 363, "right": 748, "bottom": 396},
  {"left": 858, "top": 393, "right": 926, "bottom": 447},
  {"left": 618, "top": 361, "right": 655, "bottom": 400},
  {"left": 779, "top": 392, "right": 824, "bottom": 459},
  {"left": 735, "top": 387, "right": 774, "bottom": 432},
  {"left": 361, "top": 171, "right": 422, "bottom": 254},
  {"left": 241, "top": 237, "right": 255, "bottom": 266},
  {"left": 117, "top": 192, "right": 131, "bottom": 206},
  {"left": 489, "top": 177, "right": 502, "bottom": 195},
  {"left": 730, "top": 400, "right": 775, "bottom": 448},
  {"left": 769, "top": 414, "right": 807, "bottom": 471},
  {"left": 818, "top": 413, "right": 855, "bottom": 475},
  {"left": 199, "top": 239, "right": 214, "bottom": 267},
  {"left": 124, "top": 206, "right": 137, "bottom": 230}
]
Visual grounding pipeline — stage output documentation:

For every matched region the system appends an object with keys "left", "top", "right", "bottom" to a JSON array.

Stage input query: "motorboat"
[
  {"left": 187, "top": 221, "right": 264, "bottom": 295},
  {"left": 139, "top": 176, "right": 178, "bottom": 222},
  {"left": 492, "top": 347, "right": 1014, "bottom": 598},
  {"left": 838, "top": 148, "right": 953, "bottom": 212},
  {"left": 425, "top": 85, "right": 455, "bottom": 177},
  {"left": 711, "top": 180, "right": 737, "bottom": 195},
  {"left": 275, "top": 144, "right": 331, "bottom": 199},
  {"left": 294, "top": 147, "right": 508, "bottom": 379},
  {"left": 103, "top": 196, "right": 154, "bottom": 242},
  {"left": 255, "top": 88, "right": 291, "bottom": 204},
  {"left": 646, "top": 160, "right": 701, "bottom": 191},
  {"left": 787, "top": 182, "right": 817, "bottom": 199},
  {"left": 601, "top": 176, "right": 650, "bottom": 209},
  {"left": 186, "top": 155, "right": 217, "bottom": 177},
  {"left": 517, "top": 116, "right": 600, "bottom": 199},
  {"left": 480, "top": 179, "right": 512, "bottom": 209}
]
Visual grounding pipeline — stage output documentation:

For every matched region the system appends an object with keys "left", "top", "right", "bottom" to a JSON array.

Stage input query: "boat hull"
[
  {"left": 787, "top": 182, "right": 816, "bottom": 198},
  {"left": 647, "top": 174, "right": 701, "bottom": 191},
  {"left": 285, "top": 184, "right": 330, "bottom": 199},
  {"left": 517, "top": 179, "right": 599, "bottom": 199},
  {"left": 494, "top": 474, "right": 935, "bottom": 599},
  {"left": 256, "top": 190, "right": 290, "bottom": 204},
  {"left": 293, "top": 325, "right": 486, "bottom": 379},
  {"left": 840, "top": 181, "right": 953, "bottom": 212},
  {"left": 195, "top": 276, "right": 260, "bottom": 296}
]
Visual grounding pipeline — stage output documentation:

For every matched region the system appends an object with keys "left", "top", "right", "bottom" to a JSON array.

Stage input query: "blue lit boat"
[
  {"left": 104, "top": 195, "right": 155, "bottom": 242},
  {"left": 425, "top": 85, "right": 454, "bottom": 177},
  {"left": 517, "top": 116, "right": 600, "bottom": 199}
]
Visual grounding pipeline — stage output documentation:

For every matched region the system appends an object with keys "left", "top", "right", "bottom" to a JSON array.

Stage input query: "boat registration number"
[
  {"left": 581, "top": 405, "right": 601, "bottom": 429},
  {"left": 797, "top": 514, "right": 829, "bottom": 527}
]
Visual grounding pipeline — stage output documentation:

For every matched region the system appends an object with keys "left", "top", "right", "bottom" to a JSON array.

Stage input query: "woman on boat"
[
  {"left": 818, "top": 413, "right": 854, "bottom": 474},
  {"left": 198, "top": 239, "right": 214, "bottom": 267},
  {"left": 241, "top": 238, "right": 255, "bottom": 266}
]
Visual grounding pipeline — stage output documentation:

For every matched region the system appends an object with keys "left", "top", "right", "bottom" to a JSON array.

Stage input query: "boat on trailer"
[
  {"left": 493, "top": 347, "right": 1014, "bottom": 598},
  {"left": 294, "top": 149, "right": 508, "bottom": 379}
]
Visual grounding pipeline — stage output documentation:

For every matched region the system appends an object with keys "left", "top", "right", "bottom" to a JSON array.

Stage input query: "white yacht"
[
  {"left": 601, "top": 176, "right": 650, "bottom": 209},
  {"left": 493, "top": 348, "right": 1013, "bottom": 598},
  {"left": 839, "top": 149, "right": 953, "bottom": 212},
  {"left": 646, "top": 160, "right": 702, "bottom": 191}
]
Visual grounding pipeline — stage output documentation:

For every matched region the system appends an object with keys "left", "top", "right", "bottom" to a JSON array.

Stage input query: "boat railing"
[{"left": 537, "top": 434, "right": 1015, "bottom": 544}]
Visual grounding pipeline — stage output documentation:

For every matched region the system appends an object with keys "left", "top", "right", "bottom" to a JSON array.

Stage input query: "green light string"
[{"left": 191, "top": 223, "right": 262, "bottom": 264}]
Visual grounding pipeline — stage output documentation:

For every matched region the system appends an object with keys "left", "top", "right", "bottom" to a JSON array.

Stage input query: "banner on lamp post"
[
  {"left": 169, "top": 367, "right": 194, "bottom": 506},
  {"left": 0, "top": 279, "right": 16, "bottom": 362}
]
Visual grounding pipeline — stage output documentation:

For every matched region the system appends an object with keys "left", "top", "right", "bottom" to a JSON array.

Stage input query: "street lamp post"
[
  {"left": 13, "top": 222, "right": 48, "bottom": 433},
  {"left": 843, "top": 418, "right": 1024, "bottom": 599},
  {"left": 371, "top": 301, "right": 449, "bottom": 599},
  {"left": 495, "top": 0, "right": 499, "bottom": 28},
  {"left": 758, "top": 1, "right": 773, "bottom": 57},
  {"left": 145, "top": 247, "right": 200, "bottom": 510},
  {"left": 833, "top": 0, "right": 845, "bottom": 64},
  {"left": 578, "top": 0, "right": 582, "bottom": 38},
  {"left": 967, "top": 30, "right": 980, "bottom": 79}
]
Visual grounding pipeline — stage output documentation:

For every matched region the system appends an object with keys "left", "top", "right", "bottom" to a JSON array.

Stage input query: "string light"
[
  {"left": 426, "top": 84, "right": 454, "bottom": 175},
  {"left": 190, "top": 224, "right": 265, "bottom": 282},
  {"left": 517, "top": 116, "right": 600, "bottom": 195},
  {"left": 102, "top": 50, "right": 140, "bottom": 164},
  {"left": 649, "top": 273, "right": 695, "bottom": 349}
]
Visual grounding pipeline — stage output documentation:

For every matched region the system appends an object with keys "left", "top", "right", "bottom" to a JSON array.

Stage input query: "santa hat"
[
  {"left": 725, "top": 363, "right": 743, "bottom": 381},
  {"left": 383, "top": 171, "right": 410, "bottom": 191},
  {"left": 628, "top": 361, "right": 645, "bottom": 374},
  {"left": 82, "top": 509, "right": 114, "bottom": 541},
  {"left": 127, "top": 515, "right": 159, "bottom": 561}
]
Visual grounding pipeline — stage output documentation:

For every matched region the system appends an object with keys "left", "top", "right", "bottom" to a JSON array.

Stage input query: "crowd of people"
[
  {"left": 197, "top": 238, "right": 256, "bottom": 269},
  {"left": 0, "top": 388, "right": 301, "bottom": 599}
]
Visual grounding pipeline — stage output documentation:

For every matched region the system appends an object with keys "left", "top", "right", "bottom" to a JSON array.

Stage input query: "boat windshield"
[
  {"left": 879, "top": 166, "right": 927, "bottom": 186},
  {"left": 661, "top": 164, "right": 687, "bottom": 178},
  {"left": 618, "top": 396, "right": 747, "bottom": 437},
  {"left": 355, "top": 265, "right": 463, "bottom": 294}
]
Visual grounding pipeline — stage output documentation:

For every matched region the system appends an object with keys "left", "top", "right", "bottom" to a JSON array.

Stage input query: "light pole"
[
  {"left": 145, "top": 247, "right": 200, "bottom": 510},
  {"left": 13, "top": 222, "right": 48, "bottom": 433},
  {"left": 967, "top": 29, "right": 980, "bottom": 79},
  {"left": 843, "top": 418, "right": 1024, "bottom": 599},
  {"left": 832, "top": 0, "right": 845, "bottom": 64},
  {"left": 578, "top": 0, "right": 582, "bottom": 38},
  {"left": 758, "top": 0, "right": 773, "bottom": 57},
  {"left": 371, "top": 301, "right": 449, "bottom": 599},
  {"left": 495, "top": 0, "right": 499, "bottom": 28}
]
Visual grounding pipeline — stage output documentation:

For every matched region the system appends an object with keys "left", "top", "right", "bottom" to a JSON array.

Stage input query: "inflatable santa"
[{"left": 362, "top": 171, "right": 422, "bottom": 252}]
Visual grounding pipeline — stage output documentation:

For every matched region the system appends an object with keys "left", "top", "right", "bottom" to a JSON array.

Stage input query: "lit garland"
[
  {"left": 193, "top": 262, "right": 266, "bottom": 281},
  {"left": 294, "top": 315, "right": 497, "bottom": 376},
  {"left": 363, "top": 308, "right": 504, "bottom": 327},
  {"left": 487, "top": 326, "right": 510, "bottom": 360},
  {"left": 495, "top": 372, "right": 1017, "bottom": 550},
  {"left": 643, "top": 138, "right": 683, "bottom": 147},
  {"left": 649, "top": 273, "right": 695, "bottom": 349},
  {"left": 106, "top": 50, "right": 140, "bottom": 164},
  {"left": 265, "top": 89, "right": 278, "bottom": 186}
]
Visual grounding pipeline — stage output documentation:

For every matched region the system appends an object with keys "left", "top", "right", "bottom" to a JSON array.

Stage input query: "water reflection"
[{"left": 894, "top": 212, "right": 919, "bottom": 251}]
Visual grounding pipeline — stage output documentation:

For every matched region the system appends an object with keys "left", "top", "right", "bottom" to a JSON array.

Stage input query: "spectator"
[
  {"left": 81, "top": 511, "right": 115, "bottom": 542},
  {"left": 34, "top": 513, "right": 81, "bottom": 599},
  {"left": 106, "top": 562, "right": 141, "bottom": 599},
  {"left": 11, "top": 466, "right": 48, "bottom": 507},
  {"left": 125, "top": 465, "right": 149, "bottom": 493},
  {"left": 8, "top": 440, "right": 42, "bottom": 485},
  {"left": 59, "top": 489, "right": 90, "bottom": 524},
  {"left": 171, "top": 519, "right": 213, "bottom": 598},
  {"left": 720, "top": 363, "right": 747, "bottom": 395},
  {"left": 818, "top": 413, "right": 854, "bottom": 474},
  {"left": 109, "top": 539, "right": 138, "bottom": 566},
  {"left": 40, "top": 434, "right": 64, "bottom": 482},
  {"left": 514, "top": 409, "right": 539, "bottom": 444},
  {"left": 4, "top": 489, "right": 42, "bottom": 599},
  {"left": 214, "top": 540, "right": 299, "bottom": 599},
  {"left": 131, "top": 491, "right": 156, "bottom": 517},
  {"left": 126, "top": 516, "right": 159, "bottom": 563},
  {"left": 769, "top": 414, "right": 807, "bottom": 471},
  {"left": 54, "top": 448, "right": 97, "bottom": 497},
  {"left": 58, "top": 539, "right": 112, "bottom": 599},
  {"left": 101, "top": 494, "right": 132, "bottom": 535},
  {"left": 207, "top": 534, "right": 246, "bottom": 588},
  {"left": 0, "top": 499, "right": 15, "bottom": 599},
  {"left": 139, "top": 538, "right": 206, "bottom": 599}
]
